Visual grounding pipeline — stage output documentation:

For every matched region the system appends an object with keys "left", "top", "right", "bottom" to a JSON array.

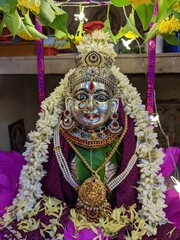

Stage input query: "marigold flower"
[
  {"left": 130, "top": 0, "right": 152, "bottom": 6},
  {"left": 18, "top": 0, "right": 41, "bottom": 14},
  {"left": 124, "top": 31, "right": 138, "bottom": 39},
  {"left": 156, "top": 16, "right": 180, "bottom": 34}
]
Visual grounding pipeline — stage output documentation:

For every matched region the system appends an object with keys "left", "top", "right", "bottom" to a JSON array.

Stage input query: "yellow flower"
[
  {"left": 18, "top": 0, "right": 41, "bottom": 14},
  {"left": 130, "top": 0, "right": 152, "bottom": 6},
  {"left": 156, "top": 16, "right": 180, "bottom": 34},
  {"left": 124, "top": 31, "right": 138, "bottom": 39},
  {"left": 74, "top": 34, "right": 83, "bottom": 45}
]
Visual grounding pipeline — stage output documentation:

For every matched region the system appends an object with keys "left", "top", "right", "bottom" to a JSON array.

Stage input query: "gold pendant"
[{"left": 75, "top": 175, "right": 112, "bottom": 222}]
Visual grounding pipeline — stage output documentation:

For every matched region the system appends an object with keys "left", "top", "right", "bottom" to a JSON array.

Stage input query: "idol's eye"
[
  {"left": 95, "top": 94, "right": 109, "bottom": 102},
  {"left": 75, "top": 93, "right": 88, "bottom": 101}
]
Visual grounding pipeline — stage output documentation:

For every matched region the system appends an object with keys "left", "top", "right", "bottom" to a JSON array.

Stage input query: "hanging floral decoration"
[{"left": 0, "top": 0, "right": 179, "bottom": 45}]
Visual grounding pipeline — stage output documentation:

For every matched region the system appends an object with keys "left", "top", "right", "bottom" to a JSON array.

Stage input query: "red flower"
[{"left": 83, "top": 21, "right": 104, "bottom": 33}]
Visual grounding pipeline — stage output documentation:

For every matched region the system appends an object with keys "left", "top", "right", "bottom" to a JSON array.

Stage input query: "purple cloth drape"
[{"left": 0, "top": 151, "right": 26, "bottom": 217}]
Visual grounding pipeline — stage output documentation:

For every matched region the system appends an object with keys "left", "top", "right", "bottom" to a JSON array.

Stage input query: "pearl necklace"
[
  {"left": 107, "top": 153, "right": 137, "bottom": 191},
  {"left": 53, "top": 129, "right": 79, "bottom": 189}
]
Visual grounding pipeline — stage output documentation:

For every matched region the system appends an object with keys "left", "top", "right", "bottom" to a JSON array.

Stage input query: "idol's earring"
[
  {"left": 107, "top": 99, "right": 122, "bottom": 134},
  {"left": 107, "top": 112, "right": 122, "bottom": 134},
  {"left": 60, "top": 98, "right": 75, "bottom": 131}
]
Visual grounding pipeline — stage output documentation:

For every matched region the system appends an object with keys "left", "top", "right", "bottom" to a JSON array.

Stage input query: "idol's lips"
[{"left": 83, "top": 112, "right": 99, "bottom": 120}]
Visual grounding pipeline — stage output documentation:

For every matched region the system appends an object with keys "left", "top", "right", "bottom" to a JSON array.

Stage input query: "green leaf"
[
  {"left": 50, "top": 13, "right": 68, "bottom": 35},
  {"left": 0, "top": 0, "right": 17, "bottom": 12},
  {"left": 135, "top": 3, "right": 154, "bottom": 31},
  {"left": 115, "top": 25, "right": 129, "bottom": 39},
  {"left": 176, "top": 2, "right": 180, "bottom": 13},
  {"left": 126, "top": 21, "right": 142, "bottom": 38},
  {"left": 21, "top": 13, "right": 47, "bottom": 39},
  {"left": 3, "top": 10, "right": 22, "bottom": 35},
  {"left": 172, "top": 7, "right": 180, "bottom": 18},
  {"left": 46, "top": 0, "right": 65, "bottom": 14},
  {"left": 75, "top": 141, "right": 122, "bottom": 184},
  {"left": 0, "top": 22, "right": 3, "bottom": 35},
  {"left": 157, "top": 0, "right": 177, "bottom": 21},
  {"left": 103, "top": 18, "right": 116, "bottom": 44},
  {"left": 54, "top": 30, "right": 67, "bottom": 39},
  {"left": 144, "top": 23, "right": 157, "bottom": 42},
  {"left": 115, "top": 11, "right": 142, "bottom": 40},
  {"left": 76, "top": 22, "right": 84, "bottom": 35},
  {"left": 162, "top": 33, "right": 180, "bottom": 45},
  {"left": 18, "top": 5, "right": 29, "bottom": 16},
  {"left": 38, "top": 0, "right": 55, "bottom": 26},
  {"left": 106, "top": 142, "right": 122, "bottom": 167},
  {"left": 128, "top": 11, "right": 135, "bottom": 25},
  {"left": 110, "top": 0, "right": 130, "bottom": 7},
  {"left": 0, "top": 19, "right": 3, "bottom": 35},
  {"left": 172, "top": 1, "right": 180, "bottom": 17},
  {"left": 75, "top": 146, "right": 106, "bottom": 184},
  {"left": 25, "top": 23, "right": 47, "bottom": 39}
]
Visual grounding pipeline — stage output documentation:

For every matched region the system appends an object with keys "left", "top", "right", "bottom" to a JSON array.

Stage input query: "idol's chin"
[{"left": 80, "top": 118, "right": 102, "bottom": 130}]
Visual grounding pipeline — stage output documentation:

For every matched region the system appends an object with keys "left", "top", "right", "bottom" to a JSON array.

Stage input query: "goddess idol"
[{"left": 1, "top": 23, "right": 180, "bottom": 239}]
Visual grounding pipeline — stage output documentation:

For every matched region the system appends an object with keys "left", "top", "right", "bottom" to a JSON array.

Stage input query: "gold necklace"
[
  {"left": 63, "top": 114, "right": 128, "bottom": 222},
  {"left": 59, "top": 125, "right": 121, "bottom": 149}
]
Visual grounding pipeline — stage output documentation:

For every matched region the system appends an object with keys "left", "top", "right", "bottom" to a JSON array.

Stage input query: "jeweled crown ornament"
[{"left": 68, "top": 28, "right": 118, "bottom": 95}]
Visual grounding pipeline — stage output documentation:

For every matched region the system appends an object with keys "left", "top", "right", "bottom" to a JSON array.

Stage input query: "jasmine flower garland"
[
  {"left": 113, "top": 67, "right": 167, "bottom": 235},
  {"left": 2, "top": 32, "right": 167, "bottom": 237}
]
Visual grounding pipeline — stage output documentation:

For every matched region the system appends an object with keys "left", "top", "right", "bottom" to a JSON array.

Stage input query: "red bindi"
[{"left": 89, "top": 80, "right": 95, "bottom": 91}]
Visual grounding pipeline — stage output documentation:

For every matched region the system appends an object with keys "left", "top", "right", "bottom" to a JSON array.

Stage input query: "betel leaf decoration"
[
  {"left": 162, "top": 32, "right": 180, "bottom": 45},
  {"left": 37, "top": 0, "right": 56, "bottom": 26},
  {"left": 103, "top": 18, "right": 117, "bottom": 44},
  {"left": 0, "top": 21, "right": 3, "bottom": 35},
  {"left": 135, "top": 2, "right": 154, "bottom": 31},
  {"left": 75, "top": 141, "right": 122, "bottom": 185},
  {"left": 157, "top": 0, "right": 177, "bottom": 21},
  {"left": 144, "top": 22, "right": 157, "bottom": 42},
  {"left": 75, "top": 146, "right": 106, "bottom": 184},
  {"left": 49, "top": 11, "right": 68, "bottom": 37},
  {"left": 36, "top": 0, "right": 68, "bottom": 38},
  {"left": 115, "top": 11, "right": 142, "bottom": 40},
  {"left": 21, "top": 12, "right": 47, "bottom": 39},
  {"left": 0, "top": 0, "right": 17, "bottom": 12},
  {"left": 110, "top": 0, "right": 130, "bottom": 7},
  {"left": 106, "top": 140, "right": 122, "bottom": 167},
  {"left": 3, "top": 10, "right": 22, "bottom": 36}
]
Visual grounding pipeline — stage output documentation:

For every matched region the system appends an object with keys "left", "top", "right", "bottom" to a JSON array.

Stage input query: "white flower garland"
[{"left": 3, "top": 32, "right": 167, "bottom": 237}]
